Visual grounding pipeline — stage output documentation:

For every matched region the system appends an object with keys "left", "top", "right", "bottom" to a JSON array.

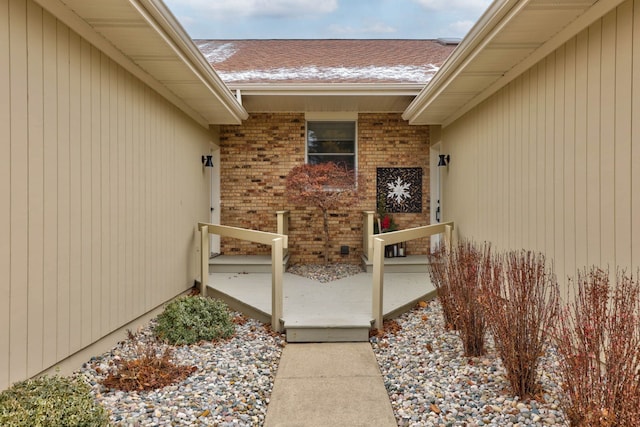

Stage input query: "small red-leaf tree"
[{"left": 285, "top": 162, "right": 361, "bottom": 264}]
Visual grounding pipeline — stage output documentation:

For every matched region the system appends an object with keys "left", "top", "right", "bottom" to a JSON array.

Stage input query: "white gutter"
[{"left": 228, "top": 83, "right": 425, "bottom": 97}]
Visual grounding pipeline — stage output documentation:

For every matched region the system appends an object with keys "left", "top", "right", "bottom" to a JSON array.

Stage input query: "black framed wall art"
[{"left": 376, "top": 167, "right": 422, "bottom": 213}]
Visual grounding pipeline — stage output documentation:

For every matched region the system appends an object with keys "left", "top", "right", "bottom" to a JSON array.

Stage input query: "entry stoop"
[
  {"left": 209, "top": 254, "right": 289, "bottom": 273},
  {"left": 284, "top": 316, "right": 372, "bottom": 342},
  {"left": 361, "top": 254, "right": 430, "bottom": 273}
]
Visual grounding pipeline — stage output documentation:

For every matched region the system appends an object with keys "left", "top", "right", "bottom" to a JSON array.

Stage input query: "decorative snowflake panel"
[{"left": 376, "top": 167, "right": 422, "bottom": 213}]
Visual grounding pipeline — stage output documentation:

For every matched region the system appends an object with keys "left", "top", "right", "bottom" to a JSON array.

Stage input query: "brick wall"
[{"left": 219, "top": 113, "right": 431, "bottom": 265}]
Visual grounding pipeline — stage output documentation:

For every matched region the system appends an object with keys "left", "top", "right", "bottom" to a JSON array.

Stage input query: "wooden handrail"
[
  {"left": 371, "top": 221, "right": 455, "bottom": 330},
  {"left": 198, "top": 223, "right": 288, "bottom": 248},
  {"left": 198, "top": 222, "right": 287, "bottom": 332},
  {"left": 368, "top": 221, "right": 454, "bottom": 248}
]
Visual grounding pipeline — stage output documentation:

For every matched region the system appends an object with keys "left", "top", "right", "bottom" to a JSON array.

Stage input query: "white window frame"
[{"left": 304, "top": 112, "right": 358, "bottom": 175}]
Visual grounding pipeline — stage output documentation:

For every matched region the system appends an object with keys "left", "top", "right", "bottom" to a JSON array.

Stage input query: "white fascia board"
[
  {"left": 229, "top": 83, "right": 425, "bottom": 97},
  {"left": 305, "top": 112, "right": 358, "bottom": 121}
]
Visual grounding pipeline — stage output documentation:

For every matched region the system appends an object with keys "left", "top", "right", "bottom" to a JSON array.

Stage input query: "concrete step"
[
  {"left": 284, "top": 316, "right": 372, "bottom": 342},
  {"left": 361, "top": 254, "right": 430, "bottom": 273},
  {"left": 209, "top": 254, "right": 289, "bottom": 273}
]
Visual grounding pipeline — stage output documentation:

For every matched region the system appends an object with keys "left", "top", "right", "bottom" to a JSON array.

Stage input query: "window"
[{"left": 306, "top": 121, "right": 356, "bottom": 171}]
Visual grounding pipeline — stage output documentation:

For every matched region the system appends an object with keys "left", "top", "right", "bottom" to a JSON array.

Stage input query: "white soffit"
[
  {"left": 38, "top": 0, "right": 247, "bottom": 126},
  {"left": 403, "top": 0, "right": 622, "bottom": 126}
]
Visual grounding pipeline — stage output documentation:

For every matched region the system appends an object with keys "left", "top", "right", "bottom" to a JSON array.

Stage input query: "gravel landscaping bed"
[
  {"left": 371, "top": 300, "right": 567, "bottom": 427},
  {"left": 287, "top": 263, "right": 365, "bottom": 283},
  {"left": 78, "top": 314, "right": 285, "bottom": 427},
  {"left": 77, "top": 265, "right": 568, "bottom": 426}
]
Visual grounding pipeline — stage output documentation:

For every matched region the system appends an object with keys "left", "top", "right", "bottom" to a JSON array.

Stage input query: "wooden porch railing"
[
  {"left": 276, "top": 210, "right": 290, "bottom": 258},
  {"left": 198, "top": 223, "right": 288, "bottom": 332},
  {"left": 370, "top": 221, "right": 455, "bottom": 330},
  {"left": 362, "top": 211, "right": 376, "bottom": 261}
]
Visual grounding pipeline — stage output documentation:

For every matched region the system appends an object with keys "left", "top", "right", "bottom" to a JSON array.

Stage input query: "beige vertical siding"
[
  {"left": 441, "top": 0, "right": 640, "bottom": 288},
  {"left": 1, "top": 0, "right": 213, "bottom": 390}
]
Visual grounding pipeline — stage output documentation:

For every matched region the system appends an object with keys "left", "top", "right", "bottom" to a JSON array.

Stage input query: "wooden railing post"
[
  {"left": 444, "top": 224, "right": 452, "bottom": 254},
  {"left": 198, "top": 222, "right": 288, "bottom": 329},
  {"left": 271, "top": 237, "right": 284, "bottom": 332},
  {"left": 276, "top": 211, "right": 289, "bottom": 258},
  {"left": 200, "top": 225, "right": 209, "bottom": 296},
  {"left": 371, "top": 236, "right": 385, "bottom": 330},
  {"left": 362, "top": 211, "right": 375, "bottom": 261},
  {"left": 369, "top": 221, "right": 454, "bottom": 330}
]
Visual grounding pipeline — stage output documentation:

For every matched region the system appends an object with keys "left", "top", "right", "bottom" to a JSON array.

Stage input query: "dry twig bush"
[
  {"left": 480, "top": 250, "right": 559, "bottom": 399},
  {"left": 553, "top": 267, "right": 640, "bottom": 427},
  {"left": 446, "top": 240, "right": 490, "bottom": 357},
  {"left": 101, "top": 331, "right": 196, "bottom": 392},
  {"left": 427, "top": 245, "right": 458, "bottom": 330}
]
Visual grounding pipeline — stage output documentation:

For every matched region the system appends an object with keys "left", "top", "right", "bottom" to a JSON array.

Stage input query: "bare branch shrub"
[
  {"left": 479, "top": 250, "right": 559, "bottom": 399},
  {"left": 553, "top": 267, "right": 640, "bottom": 427},
  {"left": 447, "top": 240, "right": 489, "bottom": 357},
  {"left": 427, "top": 245, "right": 458, "bottom": 330},
  {"left": 101, "top": 331, "right": 196, "bottom": 392}
]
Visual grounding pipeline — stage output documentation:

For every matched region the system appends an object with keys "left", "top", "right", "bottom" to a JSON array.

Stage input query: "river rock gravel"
[
  {"left": 76, "top": 269, "right": 568, "bottom": 426},
  {"left": 78, "top": 314, "right": 285, "bottom": 426},
  {"left": 370, "top": 300, "right": 567, "bottom": 427},
  {"left": 286, "top": 263, "right": 365, "bottom": 283}
]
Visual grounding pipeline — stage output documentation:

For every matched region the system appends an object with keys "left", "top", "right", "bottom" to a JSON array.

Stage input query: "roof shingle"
[{"left": 195, "top": 39, "right": 457, "bottom": 84}]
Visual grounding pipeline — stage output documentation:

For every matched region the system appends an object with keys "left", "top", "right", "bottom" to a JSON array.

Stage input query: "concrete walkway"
[{"left": 264, "top": 343, "right": 397, "bottom": 427}]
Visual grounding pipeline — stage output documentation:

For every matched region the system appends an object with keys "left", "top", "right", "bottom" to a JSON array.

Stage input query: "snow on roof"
[
  {"left": 216, "top": 64, "right": 440, "bottom": 83},
  {"left": 198, "top": 41, "right": 238, "bottom": 63},
  {"left": 194, "top": 39, "right": 456, "bottom": 84}
]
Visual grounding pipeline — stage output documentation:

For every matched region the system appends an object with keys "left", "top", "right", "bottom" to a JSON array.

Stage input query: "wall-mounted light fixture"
[
  {"left": 201, "top": 155, "right": 213, "bottom": 168},
  {"left": 438, "top": 154, "right": 450, "bottom": 167}
]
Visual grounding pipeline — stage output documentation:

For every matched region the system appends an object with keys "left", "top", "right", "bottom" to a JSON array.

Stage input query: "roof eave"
[
  {"left": 36, "top": 0, "right": 247, "bottom": 126},
  {"left": 402, "top": 0, "right": 522, "bottom": 125},
  {"left": 138, "top": 0, "right": 248, "bottom": 123},
  {"left": 403, "top": 0, "right": 620, "bottom": 126}
]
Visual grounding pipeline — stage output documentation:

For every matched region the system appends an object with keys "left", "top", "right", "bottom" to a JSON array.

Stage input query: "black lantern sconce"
[
  {"left": 438, "top": 154, "right": 450, "bottom": 167},
  {"left": 201, "top": 155, "right": 213, "bottom": 168}
]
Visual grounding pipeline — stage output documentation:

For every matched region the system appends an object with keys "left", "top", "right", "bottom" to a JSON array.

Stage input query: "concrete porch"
[{"left": 206, "top": 270, "right": 437, "bottom": 342}]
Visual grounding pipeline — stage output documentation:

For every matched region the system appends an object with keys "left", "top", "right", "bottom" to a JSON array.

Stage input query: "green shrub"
[
  {"left": 0, "top": 375, "right": 109, "bottom": 427},
  {"left": 154, "top": 295, "right": 235, "bottom": 345}
]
